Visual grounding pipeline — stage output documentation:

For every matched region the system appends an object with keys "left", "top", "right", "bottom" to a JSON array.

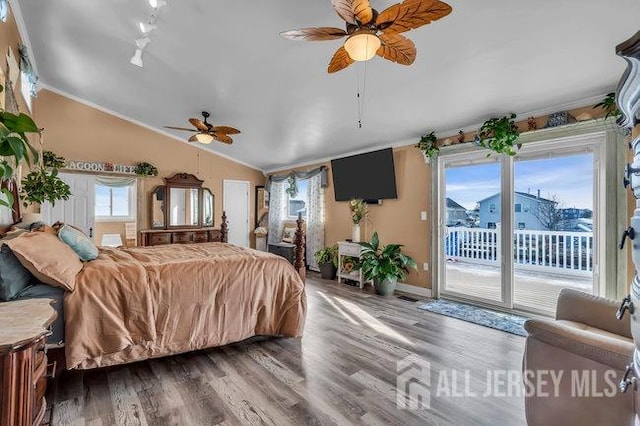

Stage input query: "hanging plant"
[
  {"left": 477, "top": 113, "right": 520, "bottom": 156},
  {"left": 594, "top": 92, "right": 622, "bottom": 121},
  {"left": 42, "top": 150, "right": 66, "bottom": 169},
  {"left": 21, "top": 167, "right": 71, "bottom": 208},
  {"left": 350, "top": 198, "right": 368, "bottom": 225},
  {"left": 134, "top": 161, "right": 158, "bottom": 177},
  {"left": 415, "top": 131, "right": 439, "bottom": 161}
]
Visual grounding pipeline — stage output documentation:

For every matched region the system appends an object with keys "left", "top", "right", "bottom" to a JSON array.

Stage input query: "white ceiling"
[{"left": 16, "top": 0, "right": 640, "bottom": 172}]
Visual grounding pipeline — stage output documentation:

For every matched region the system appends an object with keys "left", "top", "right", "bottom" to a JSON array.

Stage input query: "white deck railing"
[{"left": 445, "top": 226, "right": 593, "bottom": 277}]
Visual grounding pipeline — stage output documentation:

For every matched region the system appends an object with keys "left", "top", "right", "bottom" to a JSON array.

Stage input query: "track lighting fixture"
[
  {"left": 148, "top": 0, "right": 167, "bottom": 9},
  {"left": 135, "top": 37, "right": 151, "bottom": 49},
  {"left": 138, "top": 20, "right": 157, "bottom": 34},
  {"left": 130, "top": 49, "right": 144, "bottom": 67}
]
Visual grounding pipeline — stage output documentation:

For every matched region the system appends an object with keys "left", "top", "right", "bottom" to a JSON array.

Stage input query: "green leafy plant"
[
  {"left": 594, "top": 92, "right": 622, "bottom": 121},
  {"left": 356, "top": 232, "right": 417, "bottom": 284},
  {"left": 20, "top": 167, "right": 71, "bottom": 207},
  {"left": 477, "top": 113, "right": 520, "bottom": 156},
  {"left": 349, "top": 198, "right": 368, "bottom": 225},
  {"left": 314, "top": 245, "right": 338, "bottom": 268},
  {"left": 42, "top": 150, "right": 66, "bottom": 169},
  {"left": 415, "top": 131, "right": 439, "bottom": 158},
  {"left": 134, "top": 161, "right": 158, "bottom": 177},
  {"left": 0, "top": 85, "right": 41, "bottom": 209}
]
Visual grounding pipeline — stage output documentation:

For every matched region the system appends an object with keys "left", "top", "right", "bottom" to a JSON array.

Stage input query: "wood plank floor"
[{"left": 50, "top": 274, "right": 526, "bottom": 426}]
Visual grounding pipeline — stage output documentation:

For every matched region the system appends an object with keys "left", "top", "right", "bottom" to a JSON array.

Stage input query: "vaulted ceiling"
[{"left": 16, "top": 0, "right": 640, "bottom": 172}]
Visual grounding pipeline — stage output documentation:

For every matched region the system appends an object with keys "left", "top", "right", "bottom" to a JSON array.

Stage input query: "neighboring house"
[
  {"left": 477, "top": 191, "right": 556, "bottom": 230},
  {"left": 446, "top": 198, "right": 467, "bottom": 226},
  {"left": 560, "top": 208, "right": 592, "bottom": 220}
]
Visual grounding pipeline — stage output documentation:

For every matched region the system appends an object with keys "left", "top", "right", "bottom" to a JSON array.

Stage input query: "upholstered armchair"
[{"left": 523, "top": 288, "right": 634, "bottom": 426}]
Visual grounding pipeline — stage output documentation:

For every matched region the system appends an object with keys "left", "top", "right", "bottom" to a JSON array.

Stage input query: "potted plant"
[
  {"left": 0, "top": 85, "right": 42, "bottom": 209},
  {"left": 314, "top": 245, "right": 338, "bottom": 280},
  {"left": 21, "top": 156, "right": 71, "bottom": 208},
  {"left": 134, "top": 161, "right": 158, "bottom": 177},
  {"left": 415, "top": 131, "right": 438, "bottom": 163},
  {"left": 349, "top": 198, "right": 368, "bottom": 242},
  {"left": 356, "top": 232, "right": 417, "bottom": 296},
  {"left": 477, "top": 113, "right": 521, "bottom": 156},
  {"left": 594, "top": 92, "right": 622, "bottom": 121}
]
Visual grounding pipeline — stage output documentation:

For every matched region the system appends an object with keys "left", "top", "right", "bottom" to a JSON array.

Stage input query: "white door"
[
  {"left": 41, "top": 172, "right": 96, "bottom": 240},
  {"left": 223, "top": 180, "right": 250, "bottom": 247}
]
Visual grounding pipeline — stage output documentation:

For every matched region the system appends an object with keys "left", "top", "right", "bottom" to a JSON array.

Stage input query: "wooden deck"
[
  {"left": 49, "top": 274, "right": 526, "bottom": 426},
  {"left": 444, "top": 260, "right": 593, "bottom": 314}
]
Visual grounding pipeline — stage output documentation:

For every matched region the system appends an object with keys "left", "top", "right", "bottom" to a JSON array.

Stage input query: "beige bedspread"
[{"left": 64, "top": 243, "right": 306, "bottom": 369}]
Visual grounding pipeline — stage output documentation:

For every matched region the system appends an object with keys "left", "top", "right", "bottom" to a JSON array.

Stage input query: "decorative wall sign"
[{"left": 65, "top": 161, "right": 137, "bottom": 175}]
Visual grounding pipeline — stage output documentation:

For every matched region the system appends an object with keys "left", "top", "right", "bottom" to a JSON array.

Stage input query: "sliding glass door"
[{"left": 438, "top": 133, "right": 605, "bottom": 315}]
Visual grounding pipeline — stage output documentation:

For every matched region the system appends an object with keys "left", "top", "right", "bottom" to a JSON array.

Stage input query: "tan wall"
[
  {"left": 273, "top": 106, "right": 610, "bottom": 290},
  {"left": 94, "top": 221, "right": 127, "bottom": 247},
  {"left": 0, "top": 12, "right": 32, "bottom": 129},
  {"left": 32, "top": 89, "right": 266, "bottom": 246}
]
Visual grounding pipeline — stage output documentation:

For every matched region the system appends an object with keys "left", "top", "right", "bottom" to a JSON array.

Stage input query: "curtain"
[
  {"left": 96, "top": 176, "right": 136, "bottom": 188},
  {"left": 18, "top": 45, "right": 37, "bottom": 97},
  {"left": 0, "top": 0, "right": 7, "bottom": 22},
  {"left": 268, "top": 180, "right": 287, "bottom": 245},
  {"left": 305, "top": 173, "right": 325, "bottom": 271},
  {"left": 265, "top": 166, "right": 328, "bottom": 192}
]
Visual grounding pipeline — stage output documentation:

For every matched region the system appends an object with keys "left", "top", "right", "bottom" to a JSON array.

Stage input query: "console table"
[
  {"left": 1, "top": 299, "right": 57, "bottom": 426},
  {"left": 337, "top": 241, "right": 369, "bottom": 288}
]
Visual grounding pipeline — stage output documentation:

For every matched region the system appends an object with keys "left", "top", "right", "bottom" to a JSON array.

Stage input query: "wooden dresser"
[
  {"left": 140, "top": 228, "right": 223, "bottom": 246},
  {"left": 0, "top": 299, "right": 57, "bottom": 426}
]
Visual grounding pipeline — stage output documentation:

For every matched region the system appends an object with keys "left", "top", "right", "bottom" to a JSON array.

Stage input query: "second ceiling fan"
[
  {"left": 165, "top": 111, "right": 241, "bottom": 145},
  {"left": 281, "top": 0, "right": 452, "bottom": 73}
]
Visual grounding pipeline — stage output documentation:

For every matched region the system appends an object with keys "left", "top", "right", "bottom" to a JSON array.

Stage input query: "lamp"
[
  {"left": 138, "top": 20, "right": 157, "bottom": 34},
  {"left": 130, "top": 49, "right": 144, "bottom": 67},
  {"left": 135, "top": 37, "right": 150, "bottom": 49},
  {"left": 148, "top": 0, "right": 167, "bottom": 9},
  {"left": 194, "top": 133, "right": 214, "bottom": 144},
  {"left": 344, "top": 30, "right": 380, "bottom": 62}
]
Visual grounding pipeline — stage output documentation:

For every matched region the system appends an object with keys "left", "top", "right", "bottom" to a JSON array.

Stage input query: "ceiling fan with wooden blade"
[
  {"left": 164, "top": 111, "right": 240, "bottom": 145},
  {"left": 280, "top": 0, "right": 452, "bottom": 73}
]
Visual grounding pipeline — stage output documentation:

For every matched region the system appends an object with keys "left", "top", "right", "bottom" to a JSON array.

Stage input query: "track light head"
[
  {"left": 130, "top": 49, "right": 144, "bottom": 67},
  {"left": 135, "top": 37, "right": 151, "bottom": 50}
]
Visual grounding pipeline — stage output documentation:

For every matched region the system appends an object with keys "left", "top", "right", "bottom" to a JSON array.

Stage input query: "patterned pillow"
[{"left": 282, "top": 227, "right": 297, "bottom": 243}]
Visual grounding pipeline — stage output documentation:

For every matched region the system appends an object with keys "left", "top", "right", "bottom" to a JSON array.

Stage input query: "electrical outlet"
[
  {"left": 423, "top": 262, "right": 429, "bottom": 271},
  {"left": 420, "top": 211, "right": 427, "bottom": 221}
]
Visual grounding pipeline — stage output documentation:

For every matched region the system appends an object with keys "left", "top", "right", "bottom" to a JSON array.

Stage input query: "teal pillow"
[
  {"left": 58, "top": 224, "right": 99, "bottom": 261},
  {"left": 0, "top": 244, "right": 34, "bottom": 301}
]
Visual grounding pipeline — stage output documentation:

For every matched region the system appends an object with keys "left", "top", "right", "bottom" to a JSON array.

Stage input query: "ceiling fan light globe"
[
  {"left": 344, "top": 32, "right": 380, "bottom": 62},
  {"left": 194, "top": 133, "right": 214, "bottom": 144}
]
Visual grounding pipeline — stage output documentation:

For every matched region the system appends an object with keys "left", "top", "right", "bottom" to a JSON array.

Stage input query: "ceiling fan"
[
  {"left": 164, "top": 111, "right": 241, "bottom": 144},
  {"left": 281, "top": 0, "right": 452, "bottom": 73}
]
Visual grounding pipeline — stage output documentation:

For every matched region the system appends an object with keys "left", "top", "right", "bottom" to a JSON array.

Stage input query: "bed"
[{"left": 1, "top": 207, "right": 307, "bottom": 370}]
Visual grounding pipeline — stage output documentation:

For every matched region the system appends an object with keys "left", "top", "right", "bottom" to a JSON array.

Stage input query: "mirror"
[
  {"left": 169, "top": 187, "right": 199, "bottom": 227},
  {"left": 255, "top": 186, "right": 269, "bottom": 228},
  {"left": 151, "top": 186, "right": 165, "bottom": 229},
  {"left": 202, "top": 188, "right": 214, "bottom": 227}
]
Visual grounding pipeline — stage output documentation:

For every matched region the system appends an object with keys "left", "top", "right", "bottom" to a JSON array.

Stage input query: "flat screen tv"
[{"left": 331, "top": 148, "right": 398, "bottom": 202}]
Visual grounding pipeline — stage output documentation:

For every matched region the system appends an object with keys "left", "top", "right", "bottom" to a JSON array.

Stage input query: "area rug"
[{"left": 417, "top": 299, "right": 528, "bottom": 336}]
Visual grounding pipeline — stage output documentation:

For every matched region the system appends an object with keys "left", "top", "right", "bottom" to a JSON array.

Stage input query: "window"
[
  {"left": 518, "top": 222, "right": 526, "bottom": 229},
  {"left": 489, "top": 203, "right": 496, "bottom": 213},
  {"left": 515, "top": 203, "right": 522, "bottom": 213},
  {"left": 95, "top": 180, "right": 136, "bottom": 221},
  {"left": 288, "top": 179, "right": 308, "bottom": 219},
  {"left": 487, "top": 222, "right": 497, "bottom": 229}
]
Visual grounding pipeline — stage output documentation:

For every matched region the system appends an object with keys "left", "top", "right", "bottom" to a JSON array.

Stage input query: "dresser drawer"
[
  {"left": 209, "top": 230, "right": 222, "bottom": 242},
  {"left": 149, "top": 233, "right": 172, "bottom": 245},
  {"left": 173, "top": 232, "right": 193, "bottom": 244},
  {"left": 193, "top": 232, "right": 209, "bottom": 243}
]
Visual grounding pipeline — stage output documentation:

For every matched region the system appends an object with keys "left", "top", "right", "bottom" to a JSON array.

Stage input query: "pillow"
[
  {"left": 5, "top": 232, "right": 83, "bottom": 291},
  {"left": 57, "top": 224, "right": 99, "bottom": 261},
  {"left": 282, "top": 227, "right": 297, "bottom": 243},
  {"left": 0, "top": 244, "right": 34, "bottom": 301}
]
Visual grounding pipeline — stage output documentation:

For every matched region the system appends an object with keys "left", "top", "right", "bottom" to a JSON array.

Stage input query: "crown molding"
[
  {"left": 265, "top": 93, "right": 608, "bottom": 174},
  {"left": 38, "top": 83, "right": 264, "bottom": 172},
  {"left": 7, "top": 0, "right": 38, "bottom": 77}
]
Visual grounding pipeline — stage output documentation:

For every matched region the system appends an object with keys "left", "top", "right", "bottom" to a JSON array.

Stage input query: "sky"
[{"left": 445, "top": 153, "right": 593, "bottom": 210}]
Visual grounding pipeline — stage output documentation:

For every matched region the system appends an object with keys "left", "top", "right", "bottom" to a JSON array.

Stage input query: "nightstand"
[
  {"left": 0, "top": 298, "right": 57, "bottom": 426},
  {"left": 269, "top": 242, "right": 296, "bottom": 264},
  {"left": 337, "top": 241, "right": 370, "bottom": 289}
]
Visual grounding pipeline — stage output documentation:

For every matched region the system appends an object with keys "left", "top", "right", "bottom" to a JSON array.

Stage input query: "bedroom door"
[
  {"left": 41, "top": 172, "right": 96, "bottom": 239},
  {"left": 223, "top": 180, "right": 250, "bottom": 247}
]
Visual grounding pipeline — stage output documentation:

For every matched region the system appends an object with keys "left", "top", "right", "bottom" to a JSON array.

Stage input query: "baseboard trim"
[{"left": 395, "top": 282, "right": 432, "bottom": 298}]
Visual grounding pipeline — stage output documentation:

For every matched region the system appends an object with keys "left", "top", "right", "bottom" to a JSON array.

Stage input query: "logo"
[{"left": 397, "top": 354, "right": 431, "bottom": 410}]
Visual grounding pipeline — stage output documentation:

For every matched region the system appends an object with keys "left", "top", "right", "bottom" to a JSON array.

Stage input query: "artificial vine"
[
  {"left": 477, "top": 113, "right": 521, "bottom": 156},
  {"left": 415, "top": 131, "right": 439, "bottom": 159}
]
